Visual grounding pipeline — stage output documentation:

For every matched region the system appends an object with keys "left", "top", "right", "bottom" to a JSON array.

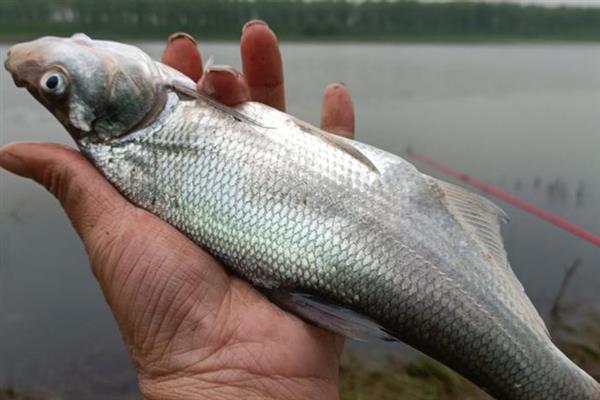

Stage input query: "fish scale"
[
  {"left": 5, "top": 35, "right": 600, "bottom": 400},
  {"left": 81, "top": 92, "right": 599, "bottom": 399}
]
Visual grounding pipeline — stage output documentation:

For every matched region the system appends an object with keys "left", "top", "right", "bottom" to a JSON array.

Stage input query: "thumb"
[{"left": 0, "top": 141, "right": 131, "bottom": 245}]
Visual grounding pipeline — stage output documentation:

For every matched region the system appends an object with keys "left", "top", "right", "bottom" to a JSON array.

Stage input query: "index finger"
[
  {"left": 240, "top": 20, "right": 286, "bottom": 111},
  {"left": 162, "top": 32, "right": 203, "bottom": 83}
]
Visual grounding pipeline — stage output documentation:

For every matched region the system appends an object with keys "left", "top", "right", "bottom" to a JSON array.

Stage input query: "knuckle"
[{"left": 38, "top": 156, "right": 80, "bottom": 199}]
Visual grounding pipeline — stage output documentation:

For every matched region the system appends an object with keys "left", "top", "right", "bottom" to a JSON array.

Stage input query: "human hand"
[
  {"left": 0, "top": 21, "right": 355, "bottom": 400},
  {"left": 161, "top": 21, "right": 355, "bottom": 136}
]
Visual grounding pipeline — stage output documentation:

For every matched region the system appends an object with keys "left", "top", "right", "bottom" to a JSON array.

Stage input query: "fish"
[{"left": 4, "top": 34, "right": 600, "bottom": 400}]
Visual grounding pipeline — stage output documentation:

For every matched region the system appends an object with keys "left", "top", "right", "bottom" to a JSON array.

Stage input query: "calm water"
[{"left": 1, "top": 41, "right": 599, "bottom": 398}]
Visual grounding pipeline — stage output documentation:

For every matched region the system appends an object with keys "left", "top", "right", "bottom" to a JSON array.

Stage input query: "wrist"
[{"left": 138, "top": 370, "right": 339, "bottom": 400}]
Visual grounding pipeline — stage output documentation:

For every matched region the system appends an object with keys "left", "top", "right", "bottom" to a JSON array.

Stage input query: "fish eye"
[{"left": 40, "top": 71, "right": 67, "bottom": 96}]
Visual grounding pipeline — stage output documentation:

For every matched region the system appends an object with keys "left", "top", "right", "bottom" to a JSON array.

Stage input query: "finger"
[
  {"left": 198, "top": 66, "right": 251, "bottom": 106},
  {"left": 0, "top": 142, "right": 130, "bottom": 248},
  {"left": 241, "top": 20, "right": 286, "bottom": 111},
  {"left": 162, "top": 32, "right": 203, "bottom": 82},
  {"left": 320, "top": 83, "right": 355, "bottom": 139}
]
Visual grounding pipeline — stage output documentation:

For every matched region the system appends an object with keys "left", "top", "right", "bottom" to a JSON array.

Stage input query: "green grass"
[
  {"left": 553, "top": 305, "right": 600, "bottom": 381},
  {"left": 0, "top": 386, "right": 43, "bottom": 400},
  {"left": 339, "top": 304, "right": 600, "bottom": 400},
  {"left": 340, "top": 354, "right": 489, "bottom": 400}
]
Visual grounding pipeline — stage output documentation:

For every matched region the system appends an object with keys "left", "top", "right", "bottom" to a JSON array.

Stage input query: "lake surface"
[{"left": 1, "top": 41, "right": 599, "bottom": 398}]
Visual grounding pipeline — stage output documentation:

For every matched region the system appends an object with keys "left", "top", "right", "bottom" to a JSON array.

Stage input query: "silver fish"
[{"left": 5, "top": 34, "right": 600, "bottom": 400}]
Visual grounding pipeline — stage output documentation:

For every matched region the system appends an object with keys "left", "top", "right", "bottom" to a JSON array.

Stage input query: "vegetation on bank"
[
  {"left": 2, "top": 0, "right": 600, "bottom": 42},
  {"left": 341, "top": 307, "right": 600, "bottom": 400},
  {"left": 340, "top": 354, "right": 489, "bottom": 400}
]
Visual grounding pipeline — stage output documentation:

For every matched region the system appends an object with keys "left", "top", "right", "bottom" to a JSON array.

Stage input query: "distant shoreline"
[
  {"left": 5, "top": 1, "right": 600, "bottom": 46},
  {"left": 4, "top": 33, "right": 600, "bottom": 45}
]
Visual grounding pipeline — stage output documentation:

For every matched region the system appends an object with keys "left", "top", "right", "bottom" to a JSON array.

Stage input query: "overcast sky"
[{"left": 425, "top": 0, "right": 600, "bottom": 6}]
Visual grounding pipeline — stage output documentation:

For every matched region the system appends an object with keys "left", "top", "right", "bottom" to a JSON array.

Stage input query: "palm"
[{"left": 91, "top": 202, "right": 342, "bottom": 399}]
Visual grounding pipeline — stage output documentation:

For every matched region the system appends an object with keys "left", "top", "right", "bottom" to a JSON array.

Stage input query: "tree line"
[{"left": 2, "top": 0, "right": 600, "bottom": 41}]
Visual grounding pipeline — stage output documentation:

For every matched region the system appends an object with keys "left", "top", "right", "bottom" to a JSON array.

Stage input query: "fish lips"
[
  {"left": 9, "top": 73, "right": 28, "bottom": 88},
  {"left": 5, "top": 63, "right": 28, "bottom": 89}
]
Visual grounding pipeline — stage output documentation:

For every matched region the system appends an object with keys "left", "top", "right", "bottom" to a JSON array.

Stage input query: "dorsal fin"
[
  {"left": 292, "top": 118, "right": 380, "bottom": 174},
  {"left": 432, "top": 178, "right": 550, "bottom": 337},
  {"left": 433, "top": 178, "right": 509, "bottom": 269}
]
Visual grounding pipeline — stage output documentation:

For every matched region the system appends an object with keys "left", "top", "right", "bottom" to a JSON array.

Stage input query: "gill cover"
[{"left": 65, "top": 35, "right": 162, "bottom": 139}]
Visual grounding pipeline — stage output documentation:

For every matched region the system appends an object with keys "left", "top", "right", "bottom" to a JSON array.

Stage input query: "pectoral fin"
[
  {"left": 292, "top": 118, "right": 380, "bottom": 174},
  {"left": 169, "top": 77, "right": 268, "bottom": 128},
  {"left": 268, "top": 290, "right": 396, "bottom": 342}
]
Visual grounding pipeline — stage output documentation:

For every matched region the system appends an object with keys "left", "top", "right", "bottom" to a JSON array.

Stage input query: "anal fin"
[{"left": 268, "top": 291, "right": 396, "bottom": 342}]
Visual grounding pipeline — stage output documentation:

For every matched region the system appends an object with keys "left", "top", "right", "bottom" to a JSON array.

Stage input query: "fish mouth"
[
  {"left": 9, "top": 71, "right": 27, "bottom": 88},
  {"left": 4, "top": 47, "right": 12, "bottom": 70},
  {"left": 10, "top": 74, "right": 27, "bottom": 88}
]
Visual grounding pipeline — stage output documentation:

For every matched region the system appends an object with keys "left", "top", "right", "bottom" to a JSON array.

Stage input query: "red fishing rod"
[{"left": 406, "top": 149, "right": 600, "bottom": 249}]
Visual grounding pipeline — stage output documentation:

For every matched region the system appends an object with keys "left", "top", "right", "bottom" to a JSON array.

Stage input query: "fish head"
[{"left": 4, "top": 33, "right": 164, "bottom": 142}]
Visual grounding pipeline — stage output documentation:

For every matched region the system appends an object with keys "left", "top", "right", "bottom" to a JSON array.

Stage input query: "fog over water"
[{"left": 1, "top": 41, "right": 599, "bottom": 398}]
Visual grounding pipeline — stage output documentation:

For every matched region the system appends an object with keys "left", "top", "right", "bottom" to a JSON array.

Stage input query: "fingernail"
[
  {"left": 242, "top": 19, "right": 268, "bottom": 33},
  {"left": 206, "top": 65, "right": 241, "bottom": 78},
  {"left": 202, "top": 66, "right": 240, "bottom": 95},
  {"left": 325, "top": 83, "right": 345, "bottom": 93},
  {"left": 0, "top": 150, "right": 26, "bottom": 175},
  {"left": 167, "top": 32, "right": 197, "bottom": 45},
  {"left": 201, "top": 66, "right": 244, "bottom": 96},
  {"left": 331, "top": 82, "right": 346, "bottom": 89}
]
